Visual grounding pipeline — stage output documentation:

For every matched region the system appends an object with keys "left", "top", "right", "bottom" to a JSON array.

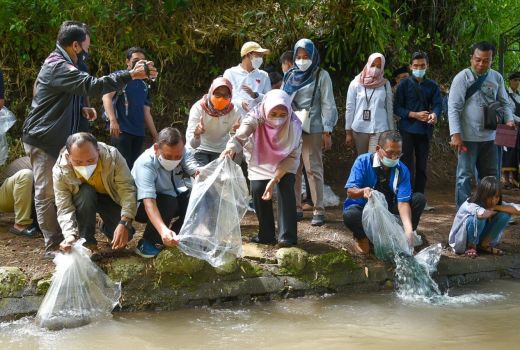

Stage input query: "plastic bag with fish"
[
  {"left": 361, "top": 190, "right": 412, "bottom": 261},
  {"left": 0, "top": 107, "right": 16, "bottom": 165},
  {"left": 35, "top": 239, "right": 121, "bottom": 330},
  {"left": 178, "top": 157, "right": 249, "bottom": 267}
]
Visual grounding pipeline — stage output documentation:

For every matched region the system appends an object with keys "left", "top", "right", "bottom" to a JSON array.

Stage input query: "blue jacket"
[{"left": 394, "top": 76, "right": 443, "bottom": 135}]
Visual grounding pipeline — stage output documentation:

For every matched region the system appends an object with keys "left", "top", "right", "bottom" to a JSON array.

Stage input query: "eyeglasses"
[{"left": 380, "top": 148, "right": 403, "bottom": 160}]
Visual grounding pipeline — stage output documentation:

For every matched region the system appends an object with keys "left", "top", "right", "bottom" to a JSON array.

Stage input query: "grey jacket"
[
  {"left": 23, "top": 45, "right": 132, "bottom": 158},
  {"left": 448, "top": 68, "right": 514, "bottom": 142},
  {"left": 289, "top": 68, "right": 338, "bottom": 133}
]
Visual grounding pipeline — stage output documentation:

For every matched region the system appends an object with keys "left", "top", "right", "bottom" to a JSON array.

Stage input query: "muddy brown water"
[{"left": 1, "top": 279, "right": 519, "bottom": 350}]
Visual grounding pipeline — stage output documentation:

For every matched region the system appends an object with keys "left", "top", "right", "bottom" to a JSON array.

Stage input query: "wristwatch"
[
  {"left": 119, "top": 219, "right": 133, "bottom": 231},
  {"left": 253, "top": 92, "right": 259, "bottom": 99}
]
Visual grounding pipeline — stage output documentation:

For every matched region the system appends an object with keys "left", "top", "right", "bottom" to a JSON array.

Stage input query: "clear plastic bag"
[
  {"left": 361, "top": 190, "right": 412, "bottom": 261},
  {"left": 178, "top": 157, "right": 249, "bottom": 267},
  {"left": 395, "top": 244, "right": 443, "bottom": 300},
  {"left": 35, "top": 239, "right": 121, "bottom": 330},
  {"left": 0, "top": 107, "right": 16, "bottom": 166}
]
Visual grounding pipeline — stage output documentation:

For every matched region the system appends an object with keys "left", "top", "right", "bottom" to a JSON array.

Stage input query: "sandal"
[
  {"left": 464, "top": 248, "right": 478, "bottom": 258},
  {"left": 478, "top": 245, "right": 504, "bottom": 256}
]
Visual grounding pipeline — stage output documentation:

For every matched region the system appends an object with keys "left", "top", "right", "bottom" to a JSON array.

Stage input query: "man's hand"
[
  {"left": 450, "top": 133, "right": 466, "bottom": 153},
  {"left": 81, "top": 107, "right": 97, "bottom": 121},
  {"left": 241, "top": 84, "right": 256, "bottom": 98},
  {"left": 59, "top": 235, "right": 77, "bottom": 252},
  {"left": 130, "top": 60, "right": 158, "bottom": 80},
  {"left": 160, "top": 228, "right": 179, "bottom": 247},
  {"left": 506, "top": 120, "right": 516, "bottom": 128},
  {"left": 109, "top": 119, "right": 121, "bottom": 138},
  {"left": 410, "top": 111, "right": 430, "bottom": 122},
  {"left": 427, "top": 112, "right": 437, "bottom": 125},
  {"left": 322, "top": 133, "right": 332, "bottom": 151},
  {"left": 111, "top": 223, "right": 129, "bottom": 250},
  {"left": 262, "top": 178, "right": 280, "bottom": 201},
  {"left": 363, "top": 187, "right": 373, "bottom": 199},
  {"left": 405, "top": 230, "right": 414, "bottom": 249},
  {"left": 345, "top": 130, "right": 354, "bottom": 148},
  {"left": 241, "top": 100, "right": 250, "bottom": 113},
  {"left": 194, "top": 118, "right": 205, "bottom": 138}
]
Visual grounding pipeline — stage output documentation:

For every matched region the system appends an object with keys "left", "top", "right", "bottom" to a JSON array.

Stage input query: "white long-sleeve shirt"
[
  {"left": 186, "top": 101, "right": 241, "bottom": 154},
  {"left": 345, "top": 80, "right": 394, "bottom": 133},
  {"left": 223, "top": 64, "right": 271, "bottom": 116}
]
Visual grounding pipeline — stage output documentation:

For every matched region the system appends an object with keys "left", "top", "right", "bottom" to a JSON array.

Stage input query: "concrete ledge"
[{"left": 2, "top": 250, "right": 520, "bottom": 321}]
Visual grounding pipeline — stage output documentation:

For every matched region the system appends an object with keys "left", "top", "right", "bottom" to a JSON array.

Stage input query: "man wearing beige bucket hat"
[{"left": 223, "top": 41, "right": 272, "bottom": 117}]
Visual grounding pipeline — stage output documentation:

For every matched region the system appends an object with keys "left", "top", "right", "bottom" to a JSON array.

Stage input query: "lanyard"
[{"left": 364, "top": 87, "right": 376, "bottom": 108}]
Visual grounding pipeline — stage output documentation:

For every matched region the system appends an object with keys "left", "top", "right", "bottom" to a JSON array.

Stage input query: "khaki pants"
[
  {"left": 352, "top": 131, "right": 382, "bottom": 155},
  {"left": 24, "top": 143, "right": 62, "bottom": 251},
  {"left": 0, "top": 169, "right": 33, "bottom": 226},
  {"left": 295, "top": 133, "right": 325, "bottom": 216}
]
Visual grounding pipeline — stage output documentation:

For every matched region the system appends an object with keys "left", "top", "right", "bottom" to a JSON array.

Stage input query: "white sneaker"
[{"left": 424, "top": 203, "right": 435, "bottom": 211}]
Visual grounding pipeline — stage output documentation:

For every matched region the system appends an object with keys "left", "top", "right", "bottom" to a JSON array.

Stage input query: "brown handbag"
[{"left": 495, "top": 124, "right": 518, "bottom": 148}]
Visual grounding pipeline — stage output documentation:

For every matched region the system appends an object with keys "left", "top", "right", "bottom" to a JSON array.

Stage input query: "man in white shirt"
[{"left": 223, "top": 41, "right": 272, "bottom": 116}]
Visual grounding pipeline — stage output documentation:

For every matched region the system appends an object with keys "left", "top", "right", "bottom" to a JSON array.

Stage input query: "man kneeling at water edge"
[
  {"left": 55, "top": 132, "right": 137, "bottom": 253},
  {"left": 132, "top": 127, "right": 198, "bottom": 258},
  {"left": 343, "top": 130, "right": 426, "bottom": 254}
]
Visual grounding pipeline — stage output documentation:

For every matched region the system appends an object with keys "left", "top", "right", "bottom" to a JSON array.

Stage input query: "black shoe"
[
  {"left": 250, "top": 236, "right": 277, "bottom": 245},
  {"left": 9, "top": 226, "right": 41, "bottom": 238},
  {"left": 276, "top": 240, "right": 296, "bottom": 248}
]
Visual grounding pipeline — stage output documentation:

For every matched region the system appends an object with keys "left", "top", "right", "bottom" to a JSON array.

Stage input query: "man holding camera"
[{"left": 22, "top": 21, "right": 157, "bottom": 257}]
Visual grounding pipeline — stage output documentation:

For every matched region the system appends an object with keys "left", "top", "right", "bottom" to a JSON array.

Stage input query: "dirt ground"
[{"left": 1, "top": 185, "right": 520, "bottom": 282}]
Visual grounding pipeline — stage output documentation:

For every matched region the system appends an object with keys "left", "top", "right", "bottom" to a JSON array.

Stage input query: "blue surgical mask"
[
  {"left": 412, "top": 69, "right": 426, "bottom": 78},
  {"left": 381, "top": 156, "right": 399, "bottom": 168}
]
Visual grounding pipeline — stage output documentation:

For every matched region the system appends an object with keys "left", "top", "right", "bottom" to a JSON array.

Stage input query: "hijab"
[
  {"left": 200, "top": 77, "right": 234, "bottom": 117},
  {"left": 282, "top": 38, "right": 320, "bottom": 95},
  {"left": 253, "top": 89, "right": 302, "bottom": 166},
  {"left": 355, "top": 52, "right": 387, "bottom": 89}
]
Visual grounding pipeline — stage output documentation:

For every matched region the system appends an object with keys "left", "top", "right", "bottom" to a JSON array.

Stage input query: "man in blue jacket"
[
  {"left": 394, "top": 51, "right": 442, "bottom": 209},
  {"left": 343, "top": 131, "right": 426, "bottom": 254},
  {"left": 22, "top": 21, "right": 157, "bottom": 257}
]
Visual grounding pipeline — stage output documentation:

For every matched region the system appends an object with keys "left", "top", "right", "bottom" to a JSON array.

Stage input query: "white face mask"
[
  {"left": 269, "top": 117, "right": 286, "bottom": 128},
  {"left": 369, "top": 67, "right": 381, "bottom": 76},
  {"left": 251, "top": 56, "right": 263, "bottom": 69},
  {"left": 295, "top": 59, "right": 312, "bottom": 72},
  {"left": 73, "top": 164, "right": 97, "bottom": 180},
  {"left": 158, "top": 155, "right": 181, "bottom": 171}
]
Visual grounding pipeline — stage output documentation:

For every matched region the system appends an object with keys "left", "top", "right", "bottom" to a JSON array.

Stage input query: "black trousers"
[
  {"left": 400, "top": 130, "right": 430, "bottom": 194},
  {"left": 343, "top": 192, "right": 426, "bottom": 240},
  {"left": 250, "top": 173, "right": 297, "bottom": 244},
  {"left": 73, "top": 184, "right": 132, "bottom": 245},
  {"left": 111, "top": 132, "right": 144, "bottom": 170},
  {"left": 135, "top": 192, "right": 190, "bottom": 245}
]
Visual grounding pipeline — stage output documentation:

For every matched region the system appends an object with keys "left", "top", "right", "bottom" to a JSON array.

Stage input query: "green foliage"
[{"left": 0, "top": 0, "right": 519, "bottom": 163}]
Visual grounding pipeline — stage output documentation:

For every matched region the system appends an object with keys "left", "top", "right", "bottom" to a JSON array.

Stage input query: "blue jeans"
[
  {"left": 455, "top": 141, "right": 497, "bottom": 208},
  {"left": 466, "top": 211, "right": 511, "bottom": 247}
]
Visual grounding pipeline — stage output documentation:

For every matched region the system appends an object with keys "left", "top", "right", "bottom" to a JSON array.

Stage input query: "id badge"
[{"left": 362, "top": 109, "right": 371, "bottom": 121}]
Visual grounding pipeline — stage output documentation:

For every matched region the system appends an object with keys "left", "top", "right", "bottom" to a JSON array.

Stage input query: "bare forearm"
[
  {"left": 143, "top": 198, "right": 168, "bottom": 234},
  {"left": 144, "top": 107, "right": 157, "bottom": 139},
  {"left": 397, "top": 202, "right": 413, "bottom": 234}
]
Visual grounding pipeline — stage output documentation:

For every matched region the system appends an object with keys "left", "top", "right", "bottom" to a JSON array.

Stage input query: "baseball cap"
[{"left": 241, "top": 41, "right": 270, "bottom": 57}]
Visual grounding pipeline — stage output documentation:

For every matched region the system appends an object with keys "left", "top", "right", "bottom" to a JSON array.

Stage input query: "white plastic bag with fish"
[
  {"left": 362, "top": 190, "right": 412, "bottom": 261},
  {"left": 0, "top": 107, "right": 16, "bottom": 165},
  {"left": 178, "top": 157, "right": 249, "bottom": 267},
  {"left": 35, "top": 239, "right": 121, "bottom": 330}
]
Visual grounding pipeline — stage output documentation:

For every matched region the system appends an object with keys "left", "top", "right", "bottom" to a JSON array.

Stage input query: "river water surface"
[{"left": 1, "top": 279, "right": 519, "bottom": 350}]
